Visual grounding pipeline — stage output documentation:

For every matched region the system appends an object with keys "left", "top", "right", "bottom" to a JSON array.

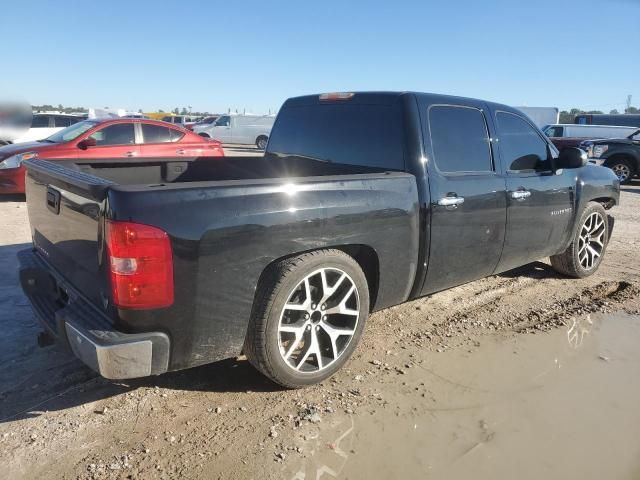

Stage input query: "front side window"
[
  {"left": 142, "top": 124, "right": 174, "bottom": 143},
  {"left": 428, "top": 105, "right": 492, "bottom": 173},
  {"left": 543, "top": 125, "right": 563, "bottom": 138},
  {"left": 89, "top": 124, "right": 135, "bottom": 146},
  {"left": 497, "top": 112, "right": 551, "bottom": 172},
  {"left": 215, "top": 116, "right": 231, "bottom": 127}
]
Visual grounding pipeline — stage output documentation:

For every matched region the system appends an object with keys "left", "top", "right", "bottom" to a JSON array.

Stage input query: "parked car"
[
  {"left": 543, "top": 124, "right": 638, "bottom": 150},
  {"left": 161, "top": 115, "right": 199, "bottom": 129},
  {"left": 194, "top": 114, "right": 275, "bottom": 149},
  {"left": 0, "top": 118, "right": 224, "bottom": 194},
  {"left": 582, "top": 128, "right": 640, "bottom": 183},
  {"left": 10, "top": 113, "right": 85, "bottom": 144},
  {"left": 574, "top": 113, "right": 640, "bottom": 128},
  {"left": 18, "top": 91, "right": 619, "bottom": 388}
]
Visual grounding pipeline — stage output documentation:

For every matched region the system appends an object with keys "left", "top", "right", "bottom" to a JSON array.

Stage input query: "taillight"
[{"left": 105, "top": 220, "right": 174, "bottom": 309}]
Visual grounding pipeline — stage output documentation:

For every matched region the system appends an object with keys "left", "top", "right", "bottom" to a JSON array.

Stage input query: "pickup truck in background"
[
  {"left": 543, "top": 124, "right": 639, "bottom": 151},
  {"left": 19, "top": 92, "right": 619, "bottom": 388},
  {"left": 582, "top": 128, "right": 640, "bottom": 184}
]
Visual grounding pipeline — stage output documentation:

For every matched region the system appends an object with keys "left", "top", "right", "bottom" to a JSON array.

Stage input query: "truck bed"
[{"left": 22, "top": 158, "right": 420, "bottom": 371}]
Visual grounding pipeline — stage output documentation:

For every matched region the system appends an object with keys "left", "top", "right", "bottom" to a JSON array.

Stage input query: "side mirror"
[
  {"left": 556, "top": 147, "right": 587, "bottom": 170},
  {"left": 77, "top": 137, "right": 97, "bottom": 150}
]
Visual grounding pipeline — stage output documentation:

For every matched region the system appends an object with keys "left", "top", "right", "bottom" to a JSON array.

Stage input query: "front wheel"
[
  {"left": 605, "top": 158, "right": 634, "bottom": 184},
  {"left": 550, "top": 202, "right": 609, "bottom": 278},
  {"left": 198, "top": 132, "right": 210, "bottom": 138},
  {"left": 256, "top": 136, "right": 268, "bottom": 150},
  {"left": 244, "top": 250, "right": 369, "bottom": 388}
]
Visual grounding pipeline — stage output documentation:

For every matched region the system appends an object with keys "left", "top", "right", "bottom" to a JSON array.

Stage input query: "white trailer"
[{"left": 516, "top": 107, "right": 560, "bottom": 129}]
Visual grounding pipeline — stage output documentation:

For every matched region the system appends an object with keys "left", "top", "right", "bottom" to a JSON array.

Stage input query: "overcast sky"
[{"left": 3, "top": 0, "right": 638, "bottom": 114}]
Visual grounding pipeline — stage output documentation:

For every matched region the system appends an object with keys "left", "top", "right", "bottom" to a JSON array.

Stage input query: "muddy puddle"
[{"left": 283, "top": 313, "right": 640, "bottom": 480}]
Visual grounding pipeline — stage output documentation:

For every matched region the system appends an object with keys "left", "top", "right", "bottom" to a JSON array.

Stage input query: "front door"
[
  {"left": 80, "top": 123, "right": 140, "bottom": 159},
  {"left": 208, "top": 115, "right": 233, "bottom": 143},
  {"left": 420, "top": 100, "right": 507, "bottom": 295},
  {"left": 492, "top": 110, "right": 574, "bottom": 273}
]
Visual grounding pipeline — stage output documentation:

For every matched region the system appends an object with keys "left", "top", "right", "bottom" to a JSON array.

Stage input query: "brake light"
[
  {"left": 105, "top": 220, "right": 174, "bottom": 309},
  {"left": 319, "top": 92, "right": 354, "bottom": 101}
]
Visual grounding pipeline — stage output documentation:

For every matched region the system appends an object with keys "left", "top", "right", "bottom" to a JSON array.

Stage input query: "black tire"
[
  {"left": 550, "top": 202, "right": 609, "bottom": 278},
  {"left": 256, "top": 136, "right": 268, "bottom": 150},
  {"left": 244, "top": 249, "right": 369, "bottom": 388},
  {"left": 605, "top": 157, "right": 635, "bottom": 184},
  {"left": 198, "top": 132, "right": 210, "bottom": 138}
]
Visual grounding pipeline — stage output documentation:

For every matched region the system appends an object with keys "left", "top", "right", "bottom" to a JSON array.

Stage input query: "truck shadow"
[
  {"left": 0, "top": 241, "right": 283, "bottom": 424},
  {"left": 498, "top": 261, "right": 565, "bottom": 280},
  {"left": 0, "top": 194, "right": 25, "bottom": 202}
]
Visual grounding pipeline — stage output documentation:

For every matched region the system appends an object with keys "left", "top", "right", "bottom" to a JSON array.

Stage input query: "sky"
[{"left": 2, "top": 0, "right": 638, "bottom": 114}]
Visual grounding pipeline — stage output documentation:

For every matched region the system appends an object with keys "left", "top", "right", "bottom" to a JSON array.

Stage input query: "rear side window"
[
  {"left": 54, "top": 116, "right": 74, "bottom": 127},
  {"left": 428, "top": 105, "right": 492, "bottom": 173},
  {"left": 90, "top": 124, "right": 135, "bottom": 146},
  {"left": 497, "top": 112, "right": 550, "bottom": 172},
  {"left": 142, "top": 124, "right": 175, "bottom": 143},
  {"left": 267, "top": 103, "right": 404, "bottom": 170},
  {"left": 31, "top": 115, "right": 50, "bottom": 128}
]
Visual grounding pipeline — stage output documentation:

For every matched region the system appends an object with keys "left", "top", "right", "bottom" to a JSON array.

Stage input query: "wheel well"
[
  {"left": 260, "top": 245, "right": 380, "bottom": 311},
  {"left": 590, "top": 197, "right": 617, "bottom": 209},
  {"left": 605, "top": 154, "right": 638, "bottom": 172},
  {"left": 256, "top": 134, "right": 268, "bottom": 143},
  {"left": 198, "top": 132, "right": 210, "bottom": 138}
]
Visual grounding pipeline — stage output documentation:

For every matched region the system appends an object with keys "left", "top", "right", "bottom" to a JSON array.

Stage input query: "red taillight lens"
[{"left": 105, "top": 220, "right": 174, "bottom": 309}]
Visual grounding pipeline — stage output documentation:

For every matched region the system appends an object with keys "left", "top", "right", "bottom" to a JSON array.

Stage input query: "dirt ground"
[{"left": 1, "top": 174, "right": 639, "bottom": 479}]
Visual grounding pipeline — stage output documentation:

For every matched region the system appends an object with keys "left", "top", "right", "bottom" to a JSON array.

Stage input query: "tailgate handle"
[{"left": 46, "top": 187, "right": 61, "bottom": 214}]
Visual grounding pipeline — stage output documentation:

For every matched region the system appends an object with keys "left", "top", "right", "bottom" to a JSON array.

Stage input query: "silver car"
[{"left": 194, "top": 114, "right": 275, "bottom": 149}]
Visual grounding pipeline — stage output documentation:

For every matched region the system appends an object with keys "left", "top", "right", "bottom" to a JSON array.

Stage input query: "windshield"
[
  {"left": 628, "top": 128, "right": 640, "bottom": 140},
  {"left": 45, "top": 120, "right": 99, "bottom": 143}
]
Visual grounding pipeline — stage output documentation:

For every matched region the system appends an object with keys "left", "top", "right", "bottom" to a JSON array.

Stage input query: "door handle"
[
  {"left": 510, "top": 189, "right": 531, "bottom": 200},
  {"left": 176, "top": 149, "right": 185, "bottom": 155},
  {"left": 125, "top": 151, "right": 136, "bottom": 157},
  {"left": 437, "top": 196, "right": 465, "bottom": 208}
]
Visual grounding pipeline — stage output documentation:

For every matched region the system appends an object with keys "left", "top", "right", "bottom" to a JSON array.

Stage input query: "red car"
[{"left": 0, "top": 118, "right": 224, "bottom": 194}]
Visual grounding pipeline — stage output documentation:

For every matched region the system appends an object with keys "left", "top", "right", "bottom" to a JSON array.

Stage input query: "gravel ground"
[{"left": 0, "top": 176, "right": 639, "bottom": 479}]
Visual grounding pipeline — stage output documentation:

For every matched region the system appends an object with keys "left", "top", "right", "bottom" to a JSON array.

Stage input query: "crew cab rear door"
[
  {"left": 419, "top": 98, "right": 507, "bottom": 295},
  {"left": 491, "top": 109, "right": 574, "bottom": 273}
]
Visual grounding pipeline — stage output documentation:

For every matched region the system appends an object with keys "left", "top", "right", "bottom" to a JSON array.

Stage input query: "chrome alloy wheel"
[
  {"left": 278, "top": 268, "right": 360, "bottom": 373},
  {"left": 611, "top": 163, "right": 631, "bottom": 182},
  {"left": 578, "top": 211, "right": 606, "bottom": 270}
]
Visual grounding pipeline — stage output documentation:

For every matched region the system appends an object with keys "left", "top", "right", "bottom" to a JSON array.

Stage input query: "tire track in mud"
[{"left": 442, "top": 280, "right": 640, "bottom": 335}]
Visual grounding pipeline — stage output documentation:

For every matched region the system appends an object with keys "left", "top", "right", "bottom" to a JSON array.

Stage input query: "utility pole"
[{"left": 626, "top": 95, "right": 632, "bottom": 112}]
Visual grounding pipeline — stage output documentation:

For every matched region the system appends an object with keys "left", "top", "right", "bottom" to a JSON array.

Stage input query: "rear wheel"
[
  {"left": 256, "top": 136, "right": 268, "bottom": 150},
  {"left": 550, "top": 202, "right": 609, "bottom": 278},
  {"left": 244, "top": 250, "right": 369, "bottom": 388},
  {"left": 605, "top": 157, "right": 634, "bottom": 184}
]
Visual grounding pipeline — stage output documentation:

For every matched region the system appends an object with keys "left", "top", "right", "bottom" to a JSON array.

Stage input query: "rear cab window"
[{"left": 267, "top": 99, "right": 404, "bottom": 170}]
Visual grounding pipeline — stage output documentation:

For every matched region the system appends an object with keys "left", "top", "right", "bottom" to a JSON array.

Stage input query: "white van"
[
  {"left": 542, "top": 124, "right": 637, "bottom": 140},
  {"left": 194, "top": 114, "right": 275, "bottom": 149}
]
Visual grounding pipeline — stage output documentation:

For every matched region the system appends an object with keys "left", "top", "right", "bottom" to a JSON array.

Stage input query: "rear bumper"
[
  {"left": 18, "top": 248, "right": 170, "bottom": 379},
  {"left": 0, "top": 167, "right": 25, "bottom": 194}
]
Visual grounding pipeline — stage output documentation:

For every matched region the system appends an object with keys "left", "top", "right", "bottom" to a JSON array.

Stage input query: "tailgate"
[{"left": 23, "top": 159, "right": 113, "bottom": 306}]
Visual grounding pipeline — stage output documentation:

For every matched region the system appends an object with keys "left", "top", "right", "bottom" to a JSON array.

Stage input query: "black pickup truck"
[
  {"left": 19, "top": 92, "right": 620, "bottom": 388},
  {"left": 582, "top": 129, "right": 640, "bottom": 184}
]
